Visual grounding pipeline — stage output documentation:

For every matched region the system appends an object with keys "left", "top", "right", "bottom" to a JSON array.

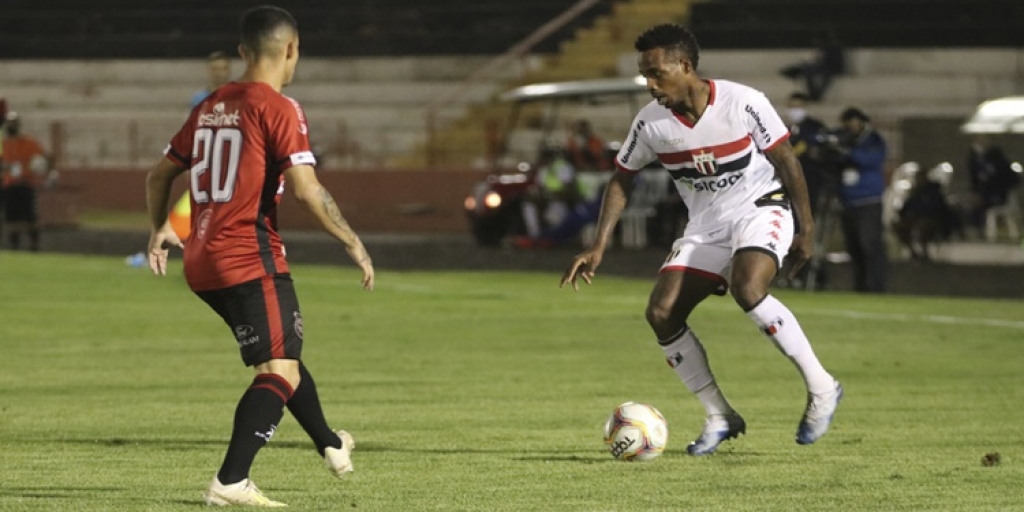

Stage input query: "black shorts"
[
  {"left": 196, "top": 273, "right": 304, "bottom": 367},
  {"left": 4, "top": 184, "right": 38, "bottom": 223}
]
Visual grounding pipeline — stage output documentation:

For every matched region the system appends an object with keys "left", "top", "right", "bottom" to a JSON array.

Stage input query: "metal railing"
[{"left": 423, "top": 0, "right": 605, "bottom": 168}]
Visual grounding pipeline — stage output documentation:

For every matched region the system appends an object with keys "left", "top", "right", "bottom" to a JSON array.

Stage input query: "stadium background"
[
  {"left": 2, "top": 0, "right": 1023, "bottom": 295},
  {"left": 2, "top": 3, "right": 1024, "bottom": 511}
]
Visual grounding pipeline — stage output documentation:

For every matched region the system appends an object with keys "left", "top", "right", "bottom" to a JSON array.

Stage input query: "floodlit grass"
[{"left": 1, "top": 252, "right": 1022, "bottom": 511}]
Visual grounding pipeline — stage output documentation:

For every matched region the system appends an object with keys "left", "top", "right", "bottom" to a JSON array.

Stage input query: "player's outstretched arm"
[
  {"left": 285, "top": 165, "right": 374, "bottom": 290},
  {"left": 766, "top": 140, "right": 815, "bottom": 279},
  {"left": 145, "top": 157, "right": 187, "bottom": 276},
  {"left": 560, "top": 170, "right": 634, "bottom": 291}
]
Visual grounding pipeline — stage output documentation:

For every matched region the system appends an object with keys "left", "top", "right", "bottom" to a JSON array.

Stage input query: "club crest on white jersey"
[{"left": 616, "top": 80, "right": 791, "bottom": 226}]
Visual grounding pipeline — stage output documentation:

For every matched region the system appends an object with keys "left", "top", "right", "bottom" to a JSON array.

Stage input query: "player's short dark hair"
[
  {"left": 207, "top": 51, "right": 230, "bottom": 62},
  {"left": 789, "top": 92, "right": 810, "bottom": 102},
  {"left": 840, "top": 106, "right": 870, "bottom": 123},
  {"left": 634, "top": 24, "right": 700, "bottom": 70},
  {"left": 240, "top": 5, "right": 298, "bottom": 57}
]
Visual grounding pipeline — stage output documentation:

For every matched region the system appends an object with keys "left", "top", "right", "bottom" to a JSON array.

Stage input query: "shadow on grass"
[
  {"left": 30, "top": 438, "right": 768, "bottom": 463},
  {"left": 0, "top": 486, "right": 127, "bottom": 499},
  {"left": 41, "top": 437, "right": 313, "bottom": 451}
]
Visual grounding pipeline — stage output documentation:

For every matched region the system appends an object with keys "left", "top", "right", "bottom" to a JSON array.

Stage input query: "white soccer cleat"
[
  {"left": 203, "top": 477, "right": 287, "bottom": 507},
  {"left": 796, "top": 381, "right": 844, "bottom": 445},
  {"left": 687, "top": 413, "right": 746, "bottom": 456},
  {"left": 324, "top": 430, "right": 355, "bottom": 478}
]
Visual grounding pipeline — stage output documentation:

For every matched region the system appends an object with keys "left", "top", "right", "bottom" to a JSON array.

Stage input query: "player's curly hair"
[
  {"left": 240, "top": 6, "right": 298, "bottom": 57},
  {"left": 634, "top": 24, "right": 700, "bottom": 70}
]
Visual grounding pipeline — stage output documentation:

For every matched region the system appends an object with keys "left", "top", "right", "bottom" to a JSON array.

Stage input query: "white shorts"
[{"left": 659, "top": 205, "right": 794, "bottom": 294}]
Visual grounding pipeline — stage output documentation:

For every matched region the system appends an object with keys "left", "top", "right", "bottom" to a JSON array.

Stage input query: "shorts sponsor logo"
[
  {"left": 235, "top": 324, "right": 260, "bottom": 347},
  {"left": 198, "top": 102, "right": 241, "bottom": 127},
  {"left": 619, "top": 120, "right": 646, "bottom": 164},
  {"left": 293, "top": 311, "right": 304, "bottom": 340},
  {"left": 762, "top": 317, "right": 784, "bottom": 336}
]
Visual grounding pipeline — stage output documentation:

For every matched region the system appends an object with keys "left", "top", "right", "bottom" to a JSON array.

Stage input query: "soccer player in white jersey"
[{"left": 561, "top": 24, "right": 842, "bottom": 454}]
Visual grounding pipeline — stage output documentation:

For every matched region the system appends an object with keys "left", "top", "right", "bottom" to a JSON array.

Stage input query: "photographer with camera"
[
  {"left": 827, "top": 107, "right": 888, "bottom": 293},
  {"left": 784, "top": 92, "right": 835, "bottom": 289}
]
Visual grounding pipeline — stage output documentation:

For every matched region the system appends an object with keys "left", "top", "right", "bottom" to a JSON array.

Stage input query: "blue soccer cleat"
[
  {"left": 796, "top": 381, "right": 844, "bottom": 445},
  {"left": 687, "top": 413, "right": 746, "bottom": 456}
]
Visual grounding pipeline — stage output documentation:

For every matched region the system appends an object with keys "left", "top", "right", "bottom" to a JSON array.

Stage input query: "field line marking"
[{"left": 800, "top": 308, "right": 1024, "bottom": 330}]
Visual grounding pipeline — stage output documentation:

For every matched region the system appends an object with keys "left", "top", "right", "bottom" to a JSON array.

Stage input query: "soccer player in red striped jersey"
[
  {"left": 562, "top": 25, "right": 842, "bottom": 455},
  {"left": 145, "top": 6, "right": 372, "bottom": 506}
]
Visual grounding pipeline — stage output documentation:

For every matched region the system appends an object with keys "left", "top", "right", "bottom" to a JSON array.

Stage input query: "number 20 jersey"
[
  {"left": 615, "top": 80, "right": 791, "bottom": 228},
  {"left": 164, "top": 81, "right": 316, "bottom": 292}
]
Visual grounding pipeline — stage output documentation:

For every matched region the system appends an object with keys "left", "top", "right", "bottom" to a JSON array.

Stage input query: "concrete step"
[{"left": 0, "top": 56, "right": 532, "bottom": 85}]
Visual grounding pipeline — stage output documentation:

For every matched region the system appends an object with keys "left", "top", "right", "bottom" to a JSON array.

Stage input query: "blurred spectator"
[
  {"left": 784, "top": 92, "right": 835, "bottom": 289},
  {"left": 832, "top": 107, "right": 887, "bottom": 292},
  {"left": 892, "top": 169, "right": 957, "bottom": 260},
  {"left": 190, "top": 51, "right": 233, "bottom": 108},
  {"left": 566, "top": 119, "right": 610, "bottom": 171},
  {"left": 966, "top": 137, "right": 1020, "bottom": 235},
  {"left": 780, "top": 32, "right": 846, "bottom": 102},
  {"left": 517, "top": 145, "right": 581, "bottom": 247},
  {"left": 2, "top": 112, "right": 51, "bottom": 251}
]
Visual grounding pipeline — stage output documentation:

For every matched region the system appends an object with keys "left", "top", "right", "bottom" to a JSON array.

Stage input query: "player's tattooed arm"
[
  {"left": 316, "top": 186, "right": 365, "bottom": 254},
  {"left": 285, "top": 165, "right": 374, "bottom": 289}
]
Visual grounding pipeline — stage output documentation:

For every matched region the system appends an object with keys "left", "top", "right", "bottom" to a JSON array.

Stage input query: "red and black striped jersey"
[{"left": 164, "top": 81, "right": 316, "bottom": 292}]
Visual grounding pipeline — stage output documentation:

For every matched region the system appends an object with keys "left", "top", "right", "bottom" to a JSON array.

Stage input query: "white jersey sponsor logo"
[{"left": 615, "top": 80, "right": 791, "bottom": 227}]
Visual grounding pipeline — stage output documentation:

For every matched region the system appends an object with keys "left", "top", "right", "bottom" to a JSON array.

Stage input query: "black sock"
[
  {"left": 287, "top": 362, "right": 342, "bottom": 456},
  {"left": 217, "top": 374, "right": 294, "bottom": 485}
]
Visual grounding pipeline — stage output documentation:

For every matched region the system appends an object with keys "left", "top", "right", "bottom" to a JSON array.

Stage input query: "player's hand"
[
  {"left": 560, "top": 248, "right": 604, "bottom": 291},
  {"left": 147, "top": 224, "right": 184, "bottom": 277},
  {"left": 786, "top": 229, "right": 814, "bottom": 279},
  {"left": 346, "top": 244, "right": 375, "bottom": 291}
]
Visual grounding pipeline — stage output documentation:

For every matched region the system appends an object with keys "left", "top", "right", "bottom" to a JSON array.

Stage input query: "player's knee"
[
  {"left": 730, "top": 281, "right": 766, "bottom": 312},
  {"left": 279, "top": 369, "right": 301, "bottom": 391},
  {"left": 645, "top": 301, "right": 671, "bottom": 330},
  {"left": 257, "top": 359, "right": 302, "bottom": 391}
]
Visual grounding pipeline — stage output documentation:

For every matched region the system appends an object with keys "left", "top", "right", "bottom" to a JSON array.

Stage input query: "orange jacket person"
[{"left": 2, "top": 112, "right": 49, "bottom": 251}]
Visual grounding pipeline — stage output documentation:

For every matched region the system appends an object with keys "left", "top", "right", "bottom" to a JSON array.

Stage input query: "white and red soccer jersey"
[
  {"left": 164, "top": 81, "right": 316, "bottom": 292},
  {"left": 615, "top": 80, "right": 790, "bottom": 228}
]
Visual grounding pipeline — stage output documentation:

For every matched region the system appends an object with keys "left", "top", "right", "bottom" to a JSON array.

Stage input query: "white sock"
[
  {"left": 745, "top": 295, "right": 834, "bottom": 394},
  {"left": 660, "top": 327, "right": 734, "bottom": 417}
]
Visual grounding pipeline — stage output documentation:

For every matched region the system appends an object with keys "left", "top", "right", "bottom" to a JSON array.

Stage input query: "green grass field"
[{"left": 1, "top": 252, "right": 1022, "bottom": 511}]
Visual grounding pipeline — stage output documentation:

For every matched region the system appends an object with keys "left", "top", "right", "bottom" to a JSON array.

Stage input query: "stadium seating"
[
  {"left": 2, "top": 0, "right": 1022, "bottom": 170},
  {"left": 0, "top": 0, "right": 612, "bottom": 58},
  {"left": 688, "top": 0, "right": 1024, "bottom": 49}
]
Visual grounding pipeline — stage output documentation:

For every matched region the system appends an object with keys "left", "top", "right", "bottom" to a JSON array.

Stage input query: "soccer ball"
[{"left": 603, "top": 402, "right": 668, "bottom": 461}]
